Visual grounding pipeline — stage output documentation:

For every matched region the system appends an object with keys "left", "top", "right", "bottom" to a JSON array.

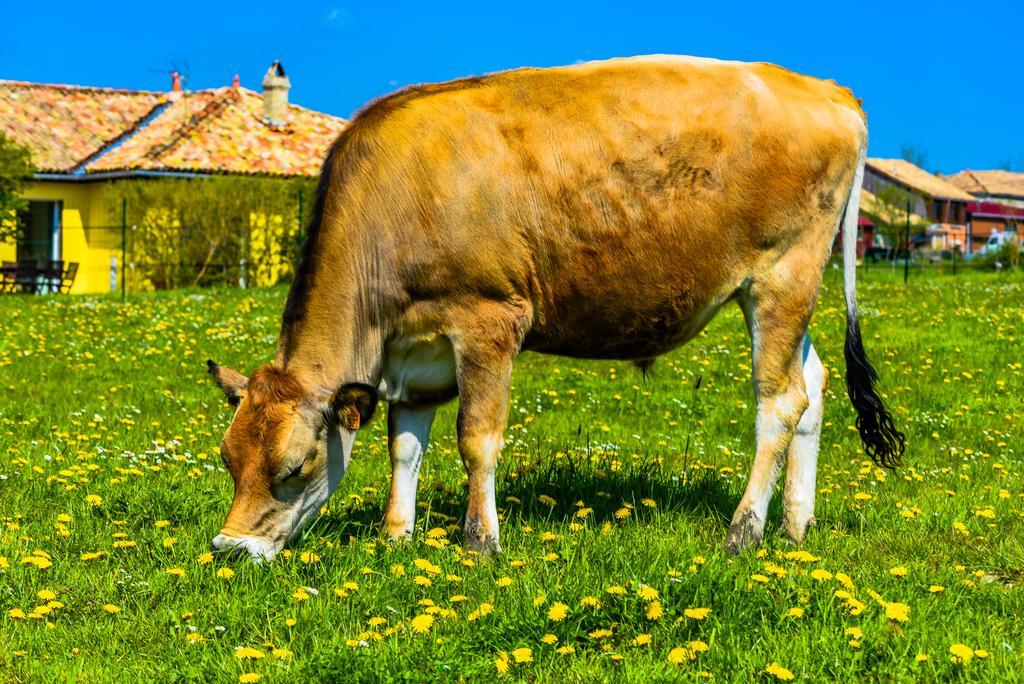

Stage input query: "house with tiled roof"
[
  {"left": 860, "top": 158, "right": 1024, "bottom": 254},
  {"left": 0, "top": 62, "right": 345, "bottom": 292},
  {"left": 945, "top": 170, "right": 1024, "bottom": 208}
]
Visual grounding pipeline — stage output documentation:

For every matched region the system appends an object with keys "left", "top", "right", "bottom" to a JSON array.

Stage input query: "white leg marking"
[
  {"left": 783, "top": 335, "right": 824, "bottom": 541},
  {"left": 384, "top": 404, "right": 436, "bottom": 538}
]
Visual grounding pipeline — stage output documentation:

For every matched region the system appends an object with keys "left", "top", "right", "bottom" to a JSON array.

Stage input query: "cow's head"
[{"left": 206, "top": 360, "right": 377, "bottom": 561}]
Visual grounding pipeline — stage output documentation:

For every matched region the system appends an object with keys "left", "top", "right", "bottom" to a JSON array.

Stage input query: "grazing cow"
[{"left": 208, "top": 55, "right": 904, "bottom": 561}]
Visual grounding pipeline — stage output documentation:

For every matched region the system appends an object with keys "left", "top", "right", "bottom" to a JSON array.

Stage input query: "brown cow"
[{"left": 208, "top": 55, "right": 903, "bottom": 561}]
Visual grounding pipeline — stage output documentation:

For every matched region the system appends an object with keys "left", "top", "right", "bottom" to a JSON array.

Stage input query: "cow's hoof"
[
  {"left": 724, "top": 510, "right": 763, "bottom": 556},
  {"left": 782, "top": 515, "right": 816, "bottom": 545},
  {"left": 383, "top": 528, "right": 414, "bottom": 545},
  {"left": 464, "top": 519, "right": 501, "bottom": 558}
]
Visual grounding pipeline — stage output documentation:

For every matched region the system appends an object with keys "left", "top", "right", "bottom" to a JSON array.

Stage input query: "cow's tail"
[{"left": 841, "top": 142, "right": 905, "bottom": 469}]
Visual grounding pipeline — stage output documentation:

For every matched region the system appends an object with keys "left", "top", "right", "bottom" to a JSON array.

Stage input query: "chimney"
[
  {"left": 261, "top": 61, "right": 290, "bottom": 125},
  {"left": 171, "top": 71, "right": 182, "bottom": 92}
]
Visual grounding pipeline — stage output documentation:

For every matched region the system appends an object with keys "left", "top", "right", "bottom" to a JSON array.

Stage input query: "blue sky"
[{"left": 3, "top": 1, "right": 1021, "bottom": 174}]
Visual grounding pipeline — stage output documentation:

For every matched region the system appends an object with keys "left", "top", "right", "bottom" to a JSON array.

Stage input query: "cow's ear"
[
  {"left": 331, "top": 383, "right": 378, "bottom": 430},
  {"left": 207, "top": 360, "right": 248, "bottom": 407}
]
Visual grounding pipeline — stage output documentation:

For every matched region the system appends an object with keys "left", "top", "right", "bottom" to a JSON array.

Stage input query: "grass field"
[{"left": 1, "top": 269, "right": 1022, "bottom": 682}]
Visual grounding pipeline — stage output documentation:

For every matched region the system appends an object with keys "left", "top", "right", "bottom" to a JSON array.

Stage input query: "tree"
[
  {"left": 869, "top": 184, "right": 925, "bottom": 259},
  {"left": 105, "top": 175, "right": 315, "bottom": 290},
  {"left": 900, "top": 144, "right": 929, "bottom": 171},
  {"left": 0, "top": 132, "right": 36, "bottom": 242}
]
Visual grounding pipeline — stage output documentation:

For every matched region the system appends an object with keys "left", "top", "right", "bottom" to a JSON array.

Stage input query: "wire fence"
[
  {"left": 4, "top": 221, "right": 303, "bottom": 296},
  {"left": 5, "top": 227, "right": 1022, "bottom": 297}
]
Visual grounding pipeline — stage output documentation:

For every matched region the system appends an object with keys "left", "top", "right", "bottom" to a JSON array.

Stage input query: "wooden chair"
[
  {"left": 14, "top": 260, "right": 39, "bottom": 294},
  {"left": 0, "top": 261, "right": 16, "bottom": 294},
  {"left": 43, "top": 260, "right": 64, "bottom": 294},
  {"left": 59, "top": 262, "right": 79, "bottom": 294}
]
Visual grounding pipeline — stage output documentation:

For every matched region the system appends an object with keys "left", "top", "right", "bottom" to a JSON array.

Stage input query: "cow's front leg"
[{"left": 383, "top": 403, "right": 436, "bottom": 540}]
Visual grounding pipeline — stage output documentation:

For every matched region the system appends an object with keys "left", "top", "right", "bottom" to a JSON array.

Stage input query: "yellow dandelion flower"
[
  {"left": 410, "top": 614, "right": 434, "bottom": 633},
  {"left": 556, "top": 646, "right": 575, "bottom": 655},
  {"left": 949, "top": 643, "right": 974, "bottom": 664},
  {"left": 541, "top": 634, "right": 558, "bottom": 645},
  {"left": 239, "top": 674, "right": 262, "bottom": 683},
  {"left": 684, "top": 607, "right": 711, "bottom": 620},
  {"left": 272, "top": 647, "right": 293, "bottom": 659},
  {"left": 784, "top": 550, "right": 820, "bottom": 563},
  {"left": 538, "top": 495, "right": 557, "bottom": 507},
  {"left": 885, "top": 602, "right": 910, "bottom": 623},
  {"left": 85, "top": 494, "right": 103, "bottom": 506},
  {"left": 102, "top": 604, "right": 120, "bottom": 614},
  {"left": 765, "top": 662, "right": 795, "bottom": 681},
  {"left": 606, "top": 585, "right": 627, "bottom": 596},
  {"left": 496, "top": 576, "right": 513, "bottom": 588},
  {"left": 929, "top": 585, "right": 945, "bottom": 593},
  {"left": 8, "top": 608, "right": 26, "bottom": 619},
  {"left": 511, "top": 647, "right": 533, "bottom": 663},
  {"left": 414, "top": 558, "right": 441, "bottom": 575},
  {"left": 810, "top": 568, "right": 833, "bottom": 582},
  {"left": 217, "top": 568, "right": 235, "bottom": 580},
  {"left": 495, "top": 654, "right": 509, "bottom": 674},
  {"left": 667, "top": 647, "right": 692, "bottom": 665},
  {"left": 915, "top": 652, "right": 929, "bottom": 662},
  {"left": 548, "top": 602, "right": 569, "bottom": 621},
  {"left": 413, "top": 575, "right": 432, "bottom": 587},
  {"left": 197, "top": 552, "right": 214, "bottom": 565},
  {"left": 787, "top": 607, "right": 804, "bottom": 618},
  {"left": 235, "top": 646, "right": 263, "bottom": 660},
  {"left": 646, "top": 601, "right": 664, "bottom": 620},
  {"left": 637, "top": 585, "right": 659, "bottom": 601},
  {"left": 632, "top": 634, "right": 652, "bottom": 647},
  {"left": 165, "top": 567, "right": 186, "bottom": 577},
  {"left": 37, "top": 589, "right": 56, "bottom": 601},
  {"left": 889, "top": 566, "right": 908, "bottom": 577}
]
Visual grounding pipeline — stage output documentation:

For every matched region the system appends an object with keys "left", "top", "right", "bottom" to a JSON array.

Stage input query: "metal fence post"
[
  {"left": 121, "top": 198, "right": 127, "bottom": 301},
  {"left": 903, "top": 197, "right": 911, "bottom": 284}
]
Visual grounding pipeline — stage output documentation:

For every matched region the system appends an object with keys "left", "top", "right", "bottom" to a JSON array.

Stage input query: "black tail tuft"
[{"left": 844, "top": 317, "right": 905, "bottom": 469}]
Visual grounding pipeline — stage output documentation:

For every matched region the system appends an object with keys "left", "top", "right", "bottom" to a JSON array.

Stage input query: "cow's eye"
[{"left": 282, "top": 463, "right": 304, "bottom": 481}]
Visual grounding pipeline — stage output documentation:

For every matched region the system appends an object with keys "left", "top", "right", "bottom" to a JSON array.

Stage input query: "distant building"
[
  {"left": 0, "top": 62, "right": 345, "bottom": 293},
  {"left": 862, "top": 158, "right": 1024, "bottom": 254},
  {"left": 943, "top": 170, "right": 1024, "bottom": 242},
  {"left": 945, "top": 170, "right": 1024, "bottom": 208}
]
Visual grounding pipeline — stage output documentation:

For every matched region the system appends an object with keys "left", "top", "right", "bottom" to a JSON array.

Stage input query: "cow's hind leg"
[
  {"left": 781, "top": 335, "right": 825, "bottom": 543},
  {"left": 725, "top": 271, "right": 819, "bottom": 554},
  {"left": 383, "top": 404, "right": 436, "bottom": 540}
]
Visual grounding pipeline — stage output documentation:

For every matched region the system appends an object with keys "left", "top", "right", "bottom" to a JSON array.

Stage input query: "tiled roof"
[
  {"left": 0, "top": 80, "right": 345, "bottom": 177},
  {"left": 944, "top": 170, "right": 1024, "bottom": 200},
  {"left": 866, "top": 158, "right": 975, "bottom": 201},
  {"left": 0, "top": 81, "right": 167, "bottom": 172}
]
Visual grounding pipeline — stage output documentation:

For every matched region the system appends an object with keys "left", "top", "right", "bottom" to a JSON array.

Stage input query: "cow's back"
[{"left": 331, "top": 56, "right": 866, "bottom": 360}]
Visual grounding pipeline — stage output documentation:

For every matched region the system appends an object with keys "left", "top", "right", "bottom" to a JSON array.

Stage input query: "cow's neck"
[{"left": 275, "top": 258, "right": 385, "bottom": 397}]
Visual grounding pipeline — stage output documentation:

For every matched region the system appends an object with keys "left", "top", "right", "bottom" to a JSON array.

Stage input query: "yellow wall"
[{"left": 4, "top": 180, "right": 119, "bottom": 294}]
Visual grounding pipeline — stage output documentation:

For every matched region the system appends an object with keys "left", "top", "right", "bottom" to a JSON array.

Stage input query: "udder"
[{"left": 381, "top": 332, "right": 458, "bottom": 406}]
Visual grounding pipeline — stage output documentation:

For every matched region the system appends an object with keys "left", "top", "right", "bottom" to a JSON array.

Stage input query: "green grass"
[{"left": 1, "top": 269, "right": 1022, "bottom": 682}]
